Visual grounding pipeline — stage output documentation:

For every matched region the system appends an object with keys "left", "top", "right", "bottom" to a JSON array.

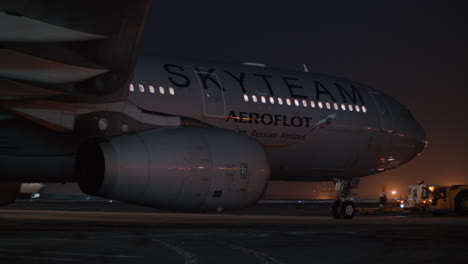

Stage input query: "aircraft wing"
[{"left": 0, "top": 0, "right": 152, "bottom": 105}]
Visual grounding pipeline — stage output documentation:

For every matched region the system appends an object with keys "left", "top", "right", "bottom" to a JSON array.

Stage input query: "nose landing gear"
[{"left": 330, "top": 178, "right": 360, "bottom": 219}]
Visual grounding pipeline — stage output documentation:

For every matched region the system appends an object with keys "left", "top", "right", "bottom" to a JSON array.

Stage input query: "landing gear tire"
[
  {"left": 339, "top": 200, "right": 356, "bottom": 219},
  {"left": 330, "top": 178, "right": 359, "bottom": 219},
  {"left": 330, "top": 200, "right": 341, "bottom": 219},
  {"left": 455, "top": 192, "right": 468, "bottom": 216}
]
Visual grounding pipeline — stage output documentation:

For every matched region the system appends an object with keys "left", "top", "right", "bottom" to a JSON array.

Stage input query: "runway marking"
[
  {"left": 228, "top": 244, "right": 284, "bottom": 264},
  {"left": 153, "top": 239, "right": 198, "bottom": 264}
]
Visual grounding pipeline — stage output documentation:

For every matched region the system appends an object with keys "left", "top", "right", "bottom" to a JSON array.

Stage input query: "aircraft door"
[
  {"left": 196, "top": 71, "right": 226, "bottom": 118},
  {"left": 370, "top": 92, "right": 394, "bottom": 133}
]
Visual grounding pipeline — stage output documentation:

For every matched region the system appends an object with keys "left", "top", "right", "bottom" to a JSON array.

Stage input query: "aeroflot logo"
[{"left": 226, "top": 111, "right": 313, "bottom": 128}]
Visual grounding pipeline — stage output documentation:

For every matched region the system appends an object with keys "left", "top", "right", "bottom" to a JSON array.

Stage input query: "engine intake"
[{"left": 76, "top": 127, "right": 270, "bottom": 211}]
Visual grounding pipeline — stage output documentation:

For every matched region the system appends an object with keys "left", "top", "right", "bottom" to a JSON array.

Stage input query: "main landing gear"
[{"left": 330, "top": 178, "right": 360, "bottom": 219}]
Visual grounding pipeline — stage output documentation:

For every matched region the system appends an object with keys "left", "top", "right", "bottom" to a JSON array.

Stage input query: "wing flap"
[
  {"left": 0, "top": 11, "right": 107, "bottom": 43},
  {"left": 0, "top": 79, "right": 63, "bottom": 100},
  {"left": 0, "top": 0, "right": 152, "bottom": 103},
  {"left": 0, "top": 49, "right": 108, "bottom": 84}
]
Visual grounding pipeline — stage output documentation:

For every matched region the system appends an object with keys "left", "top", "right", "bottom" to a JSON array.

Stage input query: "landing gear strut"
[{"left": 330, "top": 178, "right": 360, "bottom": 219}]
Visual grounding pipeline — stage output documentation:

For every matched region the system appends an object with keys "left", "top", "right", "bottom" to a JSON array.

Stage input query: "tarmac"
[{"left": 0, "top": 200, "right": 467, "bottom": 264}]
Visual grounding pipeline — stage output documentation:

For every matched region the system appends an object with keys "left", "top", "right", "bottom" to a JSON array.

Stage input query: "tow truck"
[
  {"left": 356, "top": 182, "right": 468, "bottom": 216},
  {"left": 358, "top": 183, "right": 468, "bottom": 216},
  {"left": 428, "top": 185, "right": 468, "bottom": 215},
  {"left": 405, "top": 182, "right": 433, "bottom": 212}
]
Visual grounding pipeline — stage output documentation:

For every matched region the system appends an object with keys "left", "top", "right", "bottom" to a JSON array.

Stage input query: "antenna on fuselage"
[{"left": 303, "top": 64, "right": 310, "bottom": 73}]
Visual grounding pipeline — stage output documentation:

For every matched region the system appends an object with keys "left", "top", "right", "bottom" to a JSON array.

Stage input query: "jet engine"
[{"left": 76, "top": 127, "right": 270, "bottom": 211}]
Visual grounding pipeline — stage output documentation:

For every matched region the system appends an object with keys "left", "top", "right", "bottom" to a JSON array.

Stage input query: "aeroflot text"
[{"left": 226, "top": 111, "right": 312, "bottom": 128}]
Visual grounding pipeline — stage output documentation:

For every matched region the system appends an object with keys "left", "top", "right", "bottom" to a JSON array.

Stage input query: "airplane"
[{"left": 0, "top": 0, "right": 426, "bottom": 219}]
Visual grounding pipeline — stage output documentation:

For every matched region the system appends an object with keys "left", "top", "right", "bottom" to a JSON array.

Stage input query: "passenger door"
[{"left": 196, "top": 71, "right": 226, "bottom": 118}]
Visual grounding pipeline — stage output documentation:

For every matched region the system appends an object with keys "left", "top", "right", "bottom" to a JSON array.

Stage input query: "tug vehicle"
[
  {"left": 405, "top": 182, "right": 433, "bottom": 211},
  {"left": 428, "top": 185, "right": 468, "bottom": 215}
]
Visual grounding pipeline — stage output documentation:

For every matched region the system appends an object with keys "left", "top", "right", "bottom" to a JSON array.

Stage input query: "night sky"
[{"left": 50, "top": 1, "right": 468, "bottom": 199}]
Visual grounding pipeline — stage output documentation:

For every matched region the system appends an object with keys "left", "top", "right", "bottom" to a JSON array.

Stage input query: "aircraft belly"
[{"left": 265, "top": 130, "right": 368, "bottom": 181}]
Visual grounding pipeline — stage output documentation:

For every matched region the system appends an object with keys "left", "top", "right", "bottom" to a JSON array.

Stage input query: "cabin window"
[
  {"left": 149, "top": 85, "right": 155, "bottom": 93},
  {"left": 355, "top": 105, "right": 360, "bottom": 112},
  {"left": 159, "top": 86, "right": 165, "bottom": 94},
  {"left": 243, "top": 94, "right": 249, "bottom": 102},
  {"left": 348, "top": 104, "right": 354, "bottom": 111},
  {"left": 129, "top": 84, "right": 134, "bottom": 92},
  {"left": 302, "top": 100, "right": 308, "bottom": 107},
  {"left": 138, "top": 84, "right": 145, "bottom": 92},
  {"left": 310, "top": 101, "right": 316, "bottom": 108},
  {"left": 318, "top": 102, "right": 323, "bottom": 109},
  {"left": 252, "top": 95, "right": 258, "bottom": 103},
  {"left": 333, "top": 103, "right": 339, "bottom": 110},
  {"left": 294, "top": 99, "right": 300, "bottom": 106},
  {"left": 169, "top": 87, "right": 175, "bottom": 95},
  {"left": 278, "top": 98, "right": 284, "bottom": 105},
  {"left": 341, "top": 104, "right": 346, "bottom": 111},
  {"left": 269, "top": 97, "right": 275, "bottom": 104},
  {"left": 286, "top": 98, "right": 291, "bottom": 106},
  {"left": 261, "top": 96, "right": 266, "bottom": 103},
  {"left": 362, "top": 106, "right": 367, "bottom": 113},
  {"left": 326, "top": 102, "right": 331, "bottom": 109}
]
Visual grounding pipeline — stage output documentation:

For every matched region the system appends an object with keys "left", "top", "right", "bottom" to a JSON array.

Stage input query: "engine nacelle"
[{"left": 76, "top": 127, "right": 270, "bottom": 211}]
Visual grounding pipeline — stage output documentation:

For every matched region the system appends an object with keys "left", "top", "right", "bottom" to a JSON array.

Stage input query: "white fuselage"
[{"left": 128, "top": 56, "right": 426, "bottom": 182}]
